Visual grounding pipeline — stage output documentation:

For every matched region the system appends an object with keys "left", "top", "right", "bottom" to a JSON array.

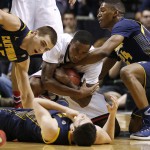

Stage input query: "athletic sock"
[{"left": 13, "top": 91, "right": 22, "bottom": 108}]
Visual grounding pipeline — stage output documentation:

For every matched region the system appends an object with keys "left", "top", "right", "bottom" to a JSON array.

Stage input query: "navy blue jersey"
[
  {"left": 0, "top": 19, "right": 29, "bottom": 62},
  {"left": 0, "top": 108, "right": 72, "bottom": 145},
  {"left": 110, "top": 18, "right": 150, "bottom": 64}
]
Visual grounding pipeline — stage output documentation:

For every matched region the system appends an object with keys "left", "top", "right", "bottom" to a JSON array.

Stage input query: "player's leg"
[
  {"left": 30, "top": 76, "right": 44, "bottom": 97},
  {"left": 120, "top": 62, "right": 150, "bottom": 140}
]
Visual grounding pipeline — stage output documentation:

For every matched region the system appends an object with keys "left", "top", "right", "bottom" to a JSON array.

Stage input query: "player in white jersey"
[
  {"left": 31, "top": 32, "right": 107, "bottom": 116},
  {"left": 30, "top": 31, "right": 99, "bottom": 98}
]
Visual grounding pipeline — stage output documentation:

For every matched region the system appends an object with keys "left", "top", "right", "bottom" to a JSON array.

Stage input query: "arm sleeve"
[{"left": 42, "top": 45, "right": 61, "bottom": 64}]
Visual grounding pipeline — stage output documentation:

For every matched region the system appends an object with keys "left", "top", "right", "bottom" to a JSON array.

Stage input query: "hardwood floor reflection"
[{"left": 1, "top": 138, "right": 150, "bottom": 150}]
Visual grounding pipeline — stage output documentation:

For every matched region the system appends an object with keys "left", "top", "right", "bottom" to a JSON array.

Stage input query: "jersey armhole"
[{"left": 42, "top": 128, "right": 60, "bottom": 144}]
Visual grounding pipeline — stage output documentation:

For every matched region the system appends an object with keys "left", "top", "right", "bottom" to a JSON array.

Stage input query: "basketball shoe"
[{"left": 130, "top": 107, "right": 150, "bottom": 140}]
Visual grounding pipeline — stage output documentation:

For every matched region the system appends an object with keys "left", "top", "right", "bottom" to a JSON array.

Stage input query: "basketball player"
[
  {"left": 10, "top": 0, "right": 77, "bottom": 108},
  {"left": 30, "top": 30, "right": 99, "bottom": 100},
  {"left": 30, "top": 30, "right": 120, "bottom": 136},
  {"left": 68, "top": 0, "right": 150, "bottom": 140},
  {"left": 0, "top": 95, "right": 118, "bottom": 146},
  {"left": 0, "top": 10, "right": 57, "bottom": 108}
]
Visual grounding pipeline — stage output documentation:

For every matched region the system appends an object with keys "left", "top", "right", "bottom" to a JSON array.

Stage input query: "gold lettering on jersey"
[
  {"left": 120, "top": 50, "right": 132, "bottom": 60},
  {"left": 115, "top": 43, "right": 123, "bottom": 52},
  {"left": 2, "top": 36, "right": 17, "bottom": 61},
  {"left": 0, "top": 50, "right": 5, "bottom": 56},
  {"left": 118, "top": 50, "right": 133, "bottom": 65},
  {"left": 115, "top": 43, "right": 133, "bottom": 65}
]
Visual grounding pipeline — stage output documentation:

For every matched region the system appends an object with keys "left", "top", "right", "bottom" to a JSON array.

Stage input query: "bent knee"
[
  {"left": 120, "top": 67, "right": 134, "bottom": 81},
  {"left": 30, "top": 77, "right": 43, "bottom": 97}
]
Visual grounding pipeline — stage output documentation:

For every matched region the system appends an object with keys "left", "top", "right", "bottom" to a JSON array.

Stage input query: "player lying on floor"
[{"left": 0, "top": 96, "right": 118, "bottom": 146}]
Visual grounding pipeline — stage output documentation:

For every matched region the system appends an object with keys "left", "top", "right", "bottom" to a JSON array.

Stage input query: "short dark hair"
[
  {"left": 73, "top": 123, "right": 96, "bottom": 146},
  {"left": 100, "top": 0, "right": 125, "bottom": 15},
  {"left": 72, "top": 30, "right": 93, "bottom": 46},
  {"left": 63, "top": 10, "right": 76, "bottom": 17},
  {"left": 37, "top": 26, "right": 57, "bottom": 46}
]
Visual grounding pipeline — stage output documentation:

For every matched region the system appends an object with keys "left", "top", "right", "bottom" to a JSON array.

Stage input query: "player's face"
[
  {"left": 97, "top": 3, "right": 116, "bottom": 29},
  {"left": 28, "top": 33, "right": 54, "bottom": 55},
  {"left": 69, "top": 41, "right": 90, "bottom": 63},
  {"left": 73, "top": 114, "right": 92, "bottom": 128}
]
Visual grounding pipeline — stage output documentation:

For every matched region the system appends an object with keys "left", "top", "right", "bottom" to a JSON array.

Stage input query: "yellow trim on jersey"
[
  {"left": 21, "top": 24, "right": 26, "bottom": 31},
  {"left": 27, "top": 31, "right": 32, "bottom": 35},
  {"left": 141, "top": 25, "right": 145, "bottom": 35},
  {"left": 43, "top": 128, "right": 60, "bottom": 144}
]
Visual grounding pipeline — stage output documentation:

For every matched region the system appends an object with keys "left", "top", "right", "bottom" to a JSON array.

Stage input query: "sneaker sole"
[{"left": 130, "top": 135, "right": 150, "bottom": 140}]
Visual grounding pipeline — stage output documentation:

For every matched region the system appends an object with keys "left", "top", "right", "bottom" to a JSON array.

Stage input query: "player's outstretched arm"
[
  {"left": 94, "top": 96, "right": 118, "bottom": 144},
  {"left": 33, "top": 97, "right": 79, "bottom": 141},
  {"left": 102, "top": 96, "right": 119, "bottom": 140},
  {"left": 33, "top": 98, "right": 59, "bottom": 142},
  {"left": 15, "top": 59, "right": 34, "bottom": 108},
  {"left": 34, "top": 98, "right": 79, "bottom": 120},
  {"left": 0, "top": 9, "right": 21, "bottom": 31},
  {"left": 64, "top": 35, "right": 124, "bottom": 68}
]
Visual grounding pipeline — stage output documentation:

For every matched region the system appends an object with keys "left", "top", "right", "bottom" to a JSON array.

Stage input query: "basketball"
[
  {"left": 0, "top": 130, "right": 6, "bottom": 147},
  {"left": 64, "top": 68, "right": 81, "bottom": 86}
]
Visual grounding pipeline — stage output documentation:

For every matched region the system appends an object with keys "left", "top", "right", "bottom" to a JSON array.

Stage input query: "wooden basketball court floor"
[
  {"left": 2, "top": 138, "right": 150, "bottom": 150},
  {"left": 2, "top": 112, "right": 150, "bottom": 150}
]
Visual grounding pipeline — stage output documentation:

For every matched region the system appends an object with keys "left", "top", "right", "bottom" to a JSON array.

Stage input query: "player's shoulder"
[
  {"left": 43, "top": 34, "right": 72, "bottom": 59},
  {"left": 59, "top": 33, "right": 73, "bottom": 42},
  {"left": 114, "top": 18, "right": 139, "bottom": 28}
]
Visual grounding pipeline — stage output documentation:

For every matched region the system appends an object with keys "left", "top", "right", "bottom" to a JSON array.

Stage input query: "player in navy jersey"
[
  {"left": 0, "top": 96, "right": 119, "bottom": 146},
  {"left": 0, "top": 9, "right": 57, "bottom": 108},
  {"left": 67, "top": 0, "right": 150, "bottom": 140}
]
